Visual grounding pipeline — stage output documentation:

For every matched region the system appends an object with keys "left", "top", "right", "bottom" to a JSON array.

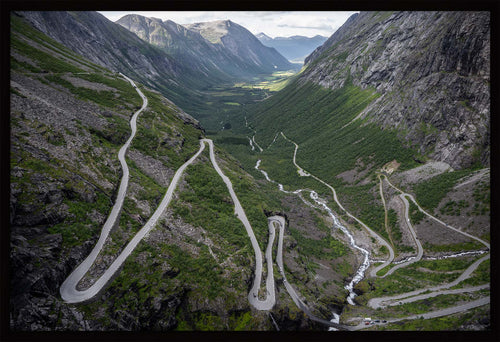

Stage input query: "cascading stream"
[
  {"left": 254, "top": 159, "right": 370, "bottom": 306},
  {"left": 250, "top": 132, "right": 489, "bottom": 328}
]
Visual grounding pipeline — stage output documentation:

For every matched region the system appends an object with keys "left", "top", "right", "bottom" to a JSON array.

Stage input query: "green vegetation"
[
  {"left": 11, "top": 146, "right": 115, "bottom": 242},
  {"left": 229, "top": 311, "right": 260, "bottom": 330},
  {"left": 376, "top": 264, "right": 392, "bottom": 277},
  {"left": 184, "top": 84, "right": 270, "bottom": 131},
  {"left": 335, "top": 182, "right": 387, "bottom": 242},
  {"left": 256, "top": 136, "right": 332, "bottom": 193},
  {"left": 170, "top": 143, "right": 285, "bottom": 252},
  {"left": 131, "top": 89, "right": 201, "bottom": 170},
  {"left": 127, "top": 158, "right": 166, "bottom": 206},
  {"left": 361, "top": 255, "right": 481, "bottom": 300},
  {"left": 171, "top": 156, "right": 249, "bottom": 250},
  {"left": 440, "top": 199, "right": 468, "bottom": 216},
  {"left": 288, "top": 227, "right": 347, "bottom": 260},
  {"left": 235, "top": 70, "right": 298, "bottom": 92},
  {"left": 388, "top": 208, "right": 403, "bottom": 244},
  {"left": 471, "top": 179, "right": 490, "bottom": 216},
  {"left": 11, "top": 34, "right": 85, "bottom": 74},
  {"left": 393, "top": 293, "right": 478, "bottom": 317},
  {"left": 48, "top": 192, "right": 110, "bottom": 247},
  {"left": 215, "top": 79, "right": 423, "bottom": 249},
  {"left": 394, "top": 266, "right": 460, "bottom": 284},
  {"left": 413, "top": 168, "right": 477, "bottom": 212},
  {"left": 11, "top": 14, "right": 106, "bottom": 72},
  {"left": 12, "top": 13, "right": 281, "bottom": 330},
  {"left": 162, "top": 244, "right": 231, "bottom": 300},
  {"left": 189, "top": 312, "right": 225, "bottom": 330},
  {"left": 418, "top": 257, "right": 478, "bottom": 272},
  {"left": 422, "top": 240, "right": 485, "bottom": 253},
  {"left": 44, "top": 74, "right": 121, "bottom": 108},
  {"left": 78, "top": 73, "right": 143, "bottom": 107},
  {"left": 378, "top": 306, "right": 489, "bottom": 331},
  {"left": 407, "top": 198, "right": 425, "bottom": 225},
  {"left": 334, "top": 259, "right": 354, "bottom": 279},
  {"left": 458, "top": 258, "right": 490, "bottom": 287},
  {"left": 10, "top": 56, "right": 42, "bottom": 73}
]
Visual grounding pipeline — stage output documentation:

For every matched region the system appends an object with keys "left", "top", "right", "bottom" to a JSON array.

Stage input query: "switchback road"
[{"left": 61, "top": 77, "right": 278, "bottom": 309}]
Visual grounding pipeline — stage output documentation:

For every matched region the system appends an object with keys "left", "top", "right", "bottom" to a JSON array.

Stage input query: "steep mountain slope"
[
  {"left": 247, "top": 11, "right": 489, "bottom": 172},
  {"left": 15, "top": 11, "right": 215, "bottom": 115},
  {"left": 10, "top": 12, "right": 201, "bottom": 330},
  {"left": 236, "top": 10, "right": 490, "bottom": 282},
  {"left": 117, "top": 15, "right": 295, "bottom": 79},
  {"left": 10, "top": 13, "right": 352, "bottom": 331},
  {"left": 10, "top": 9, "right": 491, "bottom": 332},
  {"left": 256, "top": 33, "right": 328, "bottom": 62},
  {"left": 186, "top": 20, "right": 296, "bottom": 74},
  {"left": 302, "top": 11, "right": 490, "bottom": 169},
  {"left": 116, "top": 14, "right": 235, "bottom": 81}
]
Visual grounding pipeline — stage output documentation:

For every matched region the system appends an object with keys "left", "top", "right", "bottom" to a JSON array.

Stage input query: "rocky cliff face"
[
  {"left": 186, "top": 20, "right": 295, "bottom": 73},
  {"left": 116, "top": 14, "right": 235, "bottom": 82},
  {"left": 10, "top": 12, "right": 205, "bottom": 330},
  {"left": 302, "top": 11, "right": 490, "bottom": 169},
  {"left": 117, "top": 15, "right": 295, "bottom": 79},
  {"left": 14, "top": 11, "right": 220, "bottom": 113},
  {"left": 10, "top": 13, "right": 323, "bottom": 331},
  {"left": 18, "top": 11, "right": 180, "bottom": 80}
]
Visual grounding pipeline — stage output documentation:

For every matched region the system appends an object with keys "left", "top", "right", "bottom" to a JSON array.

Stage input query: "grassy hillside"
[
  {"left": 10, "top": 13, "right": 357, "bottom": 331},
  {"left": 215, "top": 64, "right": 488, "bottom": 263}
]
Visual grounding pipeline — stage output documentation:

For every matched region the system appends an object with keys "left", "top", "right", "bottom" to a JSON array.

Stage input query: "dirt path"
[
  {"left": 381, "top": 194, "right": 424, "bottom": 277},
  {"left": 382, "top": 175, "right": 490, "bottom": 249}
]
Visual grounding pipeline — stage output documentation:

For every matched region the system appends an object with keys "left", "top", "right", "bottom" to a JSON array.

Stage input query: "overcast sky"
[{"left": 98, "top": 11, "right": 358, "bottom": 38}]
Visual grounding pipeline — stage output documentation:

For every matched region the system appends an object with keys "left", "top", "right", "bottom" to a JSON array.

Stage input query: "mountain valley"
[
  {"left": 256, "top": 33, "right": 328, "bottom": 63},
  {"left": 7, "top": 9, "right": 491, "bottom": 333}
]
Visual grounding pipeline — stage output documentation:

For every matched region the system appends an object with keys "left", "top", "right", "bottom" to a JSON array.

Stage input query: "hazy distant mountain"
[
  {"left": 252, "top": 11, "right": 490, "bottom": 170},
  {"left": 255, "top": 32, "right": 272, "bottom": 42},
  {"left": 186, "top": 20, "right": 295, "bottom": 74},
  {"left": 117, "top": 14, "right": 239, "bottom": 80},
  {"left": 256, "top": 33, "right": 328, "bottom": 62}
]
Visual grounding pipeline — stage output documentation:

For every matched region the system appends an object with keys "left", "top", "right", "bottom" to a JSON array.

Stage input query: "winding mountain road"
[
  {"left": 204, "top": 138, "right": 274, "bottom": 310},
  {"left": 250, "top": 130, "right": 490, "bottom": 328},
  {"left": 60, "top": 74, "right": 148, "bottom": 303},
  {"left": 62, "top": 75, "right": 489, "bottom": 329},
  {"left": 368, "top": 253, "right": 490, "bottom": 309},
  {"left": 270, "top": 215, "right": 348, "bottom": 330},
  {"left": 351, "top": 296, "right": 490, "bottom": 330},
  {"left": 381, "top": 194, "right": 424, "bottom": 277},
  {"left": 278, "top": 132, "right": 394, "bottom": 278},
  {"left": 382, "top": 175, "right": 490, "bottom": 249},
  {"left": 355, "top": 175, "right": 490, "bottom": 327},
  {"left": 60, "top": 76, "right": 278, "bottom": 308},
  {"left": 378, "top": 174, "right": 394, "bottom": 247}
]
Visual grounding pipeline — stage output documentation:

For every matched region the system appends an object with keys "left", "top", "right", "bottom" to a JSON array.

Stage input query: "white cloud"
[{"left": 98, "top": 11, "right": 357, "bottom": 38}]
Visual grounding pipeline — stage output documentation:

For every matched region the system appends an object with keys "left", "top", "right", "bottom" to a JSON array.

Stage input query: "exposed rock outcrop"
[
  {"left": 303, "top": 11, "right": 490, "bottom": 169},
  {"left": 186, "top": 20, "right": 294, "bottom": 73},
  {"left": 117, "top": 14, "right": 295, "bottom": 79}
]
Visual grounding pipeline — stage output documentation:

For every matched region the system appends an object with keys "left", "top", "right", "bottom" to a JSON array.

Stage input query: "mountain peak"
[
  {"left": 185, "top": 19, "right": 246, "bottom": 44},
  {"left": 256, "top": 32, "right": 272, "bottom": 41}
]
